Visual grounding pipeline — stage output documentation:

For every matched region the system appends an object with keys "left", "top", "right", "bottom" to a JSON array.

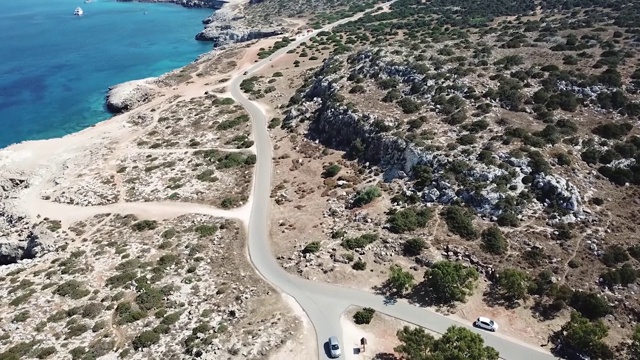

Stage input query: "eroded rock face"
[
  {"left": 287, "top": 54, "right": 586, "bottom": 220},
  {"left": 105, "top": 78, "right": 157, "bottom": 114},
  {"left": 196, "top": 26, "right": 284, "bottom": 44},
  {"left": 195, "top": 5, "right": 284, "bottom": 45},
  {"left": 0, "top": 231, "right": 54, "bottom": 266},
  {"left": 0, "top": 175, "right": 55, "bottom": 265},
  {"left": 117, "top": 0, "right": 225, "bottom": 9}
]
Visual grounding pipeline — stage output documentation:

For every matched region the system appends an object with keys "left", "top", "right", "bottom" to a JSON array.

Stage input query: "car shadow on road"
[{"left": 323, "top": 341, "right": 332, "bottom": 358}]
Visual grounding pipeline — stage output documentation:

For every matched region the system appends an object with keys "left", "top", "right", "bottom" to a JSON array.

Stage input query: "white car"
[
  {"left": 474, "top": 317, "right": 499, "bottom": 332},
  {"left": 329, "top": 336, "right": 341, "bottom": 358}
]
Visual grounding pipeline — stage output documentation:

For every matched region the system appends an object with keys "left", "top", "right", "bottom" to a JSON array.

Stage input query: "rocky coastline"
[
  {"left": 195, "top": 0, "right": 284, "bottom": 45},
  {"left": 117, "top": 0, "right": 227, "bottom": 9},
  {"left": 105, "top": 78, "right": 157, "bottom": 114}
]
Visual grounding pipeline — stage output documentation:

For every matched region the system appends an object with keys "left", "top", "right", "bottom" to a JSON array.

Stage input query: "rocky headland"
[
  {"left": 117, "top": 0, "right": 228, "bottom": 9},
  {"left": 105, "top": 78, "right": 158, "bottom": 114},
  {"left": 195, "top": 1, "right": 284, "bottom": 45}
]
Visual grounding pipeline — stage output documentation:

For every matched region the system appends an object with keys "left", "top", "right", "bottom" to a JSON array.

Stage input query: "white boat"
[{"left": 73, "top": 7, "right": 83, "bottom": 16}]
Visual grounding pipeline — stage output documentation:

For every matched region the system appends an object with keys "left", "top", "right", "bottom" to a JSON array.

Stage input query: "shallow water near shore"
[{"left": 0, "top": 0, "right": 213, "bottom": 148}]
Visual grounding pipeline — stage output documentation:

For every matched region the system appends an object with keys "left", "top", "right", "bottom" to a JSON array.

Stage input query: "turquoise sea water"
[{"left": 0, "top": 0, "right": 213, "bottom": 147}]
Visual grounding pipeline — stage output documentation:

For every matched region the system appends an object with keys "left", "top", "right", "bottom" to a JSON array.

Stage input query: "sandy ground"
[
  {"left": 340, "top": 307, "right": 433, "bottom": 360},
  {"left": 268, "top": 294, "right": 317, "bottom": 360}
]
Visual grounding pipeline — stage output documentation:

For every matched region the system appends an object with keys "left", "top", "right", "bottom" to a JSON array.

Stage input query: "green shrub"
[
  {"left": 82, "top": 302, "right": 104, "bottom": 319},
  {"left": 116, "top": 302, "right": 147, "bottom": 324},
  {"left": 322, "top": 164, "right": 342, "bottom": 178},
  {"left": 132, "top": 330, "right": 160, "bottom": 350},
  {"left": 457, "top": 134, "right": 477, "bottom": 145},
  {"left": 352, "top": 186, "right": 381, "bottom": 207},
  {"left": 302, "top": 241, "right": 321, "bottom": 254},
  {"left": 570, "top": 291, "right": 611, "bottom": 320},
  {"left": 157, "top": 253, "right": 178, "bottom": 268},
  {"left": 352, "top": 259, "right": 367, "bottom": 271},
  {"left": 65, "top": 323, "right": 89, "bottom": 339},
  {"left": 602, "top": 245, "right": 629, "bottom": 267},
  {"left": 377, "top": 78, "right": 399, "bottom": 90},
  {"left": 217, "top": 152, "right": 250, "bottom": 169},
  {"left": 12, "top": 311, "right": 29, "bottom": 323},
  {"left": 268, "top": 117, "right": 282, "bottom": 129},
  {"left": 135, "top": 287, "right": 164, "bottom": 311},
  {"left": 349, "top": 84, "right": 366, "bottom": 94},
  {"left": 600, "top": 263, "right": 637, "bottom": 288},
  {"left": 196, "top": 169, "right": 218, "bottom": 182},
  {"left": 35, "top": 346, "right": 56, "bottom": 359},
  {"left": 353, "top": 308, "right": 376, "bottom": 324},
  {"left": 403, "top": 238, "right": 426, "bottom": 256},
  {"left": 481, "top": 226, "right": 507, "bottom": 254},
  {"left": 425, "top": 261, "right": 479, "bottom": 304},
  {"left": 342, "top": 233, "right": 378, "bottom": 250},
  {"left": 592, "top": 122, "right": 633, "bottom": 140},
  {"left": 217, "top": 114, "right": 250, "bottom": 130},
  {"left": 194, "top": 224, "right": 218, "bottom": 237},
  {"left": 161, "top": 312, "right": 182, "bottom": 326},
  {"left": 161, "top": 228, "right": 176, "bottom": 239},
  {"left": 388, "top": 207, "right": 433, "bottom": 234},
  {"left": 131, "top": 220, "right": 158, "bottom": 231},
  {"left": 382, "top": 89, "right": 402, "bottom": 102},
  {"left": 106, "top": 271, "right": 137, "bottom": 288},
  {"left": 397, "top": 97, "right": 421, "bottom": 114},
  {"left": 213, "top": 97, "right": 234, "bottom": 106},
  {"left": 443, "top": 206, "right": 478, "bottom": 240},
  {"left": 9, "top": 290, "right": 35, "bottom": 307},
  {"left": 497, "top": 212, "right": 520, "bottom": 227},
  {"left": 54, "top": 280, "right": 90, "bottom": 299},
  {"left": 220, "top": 197, "right": 240, "bottom": 209},
  {"left": 567, "top": 258, "right": 581, "bottom": 269}
]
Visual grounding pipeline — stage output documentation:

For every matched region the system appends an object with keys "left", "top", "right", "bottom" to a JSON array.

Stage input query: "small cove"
[{"left": 0, "top": 0, "right": 213, "bottom": 148}]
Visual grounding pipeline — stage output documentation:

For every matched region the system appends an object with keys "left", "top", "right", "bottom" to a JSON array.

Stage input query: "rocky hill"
[{"left": 266, "top": 0, "right": 640, "bottom": 358}]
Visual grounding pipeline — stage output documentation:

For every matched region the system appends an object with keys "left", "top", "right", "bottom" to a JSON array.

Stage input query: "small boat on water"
[{"left": 74, "top": 7, "right": 83, "bottom": 16}]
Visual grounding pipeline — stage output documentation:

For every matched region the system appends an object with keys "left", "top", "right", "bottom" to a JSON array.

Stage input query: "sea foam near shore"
[{"left": 0, "top": 0, "right": 212, "bottom": 148}]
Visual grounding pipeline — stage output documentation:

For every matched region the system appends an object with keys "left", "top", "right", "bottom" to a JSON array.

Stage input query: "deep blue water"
[{"left": 0, "top": 0, "right": 213, "bottom": 147}]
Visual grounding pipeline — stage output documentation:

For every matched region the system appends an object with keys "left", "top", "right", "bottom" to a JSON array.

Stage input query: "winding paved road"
[{"left": 229, "top": 7, "right": 560, "bottom": 360}]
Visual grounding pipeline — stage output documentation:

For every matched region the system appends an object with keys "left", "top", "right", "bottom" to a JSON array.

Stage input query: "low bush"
[
  {"left": 322, "top": 164, "right": 342, "bottom": 178},
  {"left": 570, "top": 291, "right": 611, "bottom": 320},
  {"left": 302, "top": 241, "right": 321, "bottom": 254},
  {"left": 131, "top": 220, "right": 158, "bottom": 231},
  {"left": 443, "top": 206, "right": 478, "bottom": 240},
  {"left": 388, "top": 207, "right": 433, "bottom": 234},
  {"left": 397, "top": 97, "right": 421, "bottom": 114},
  {"left": 602, "top": 245, "right": 629, "bottom": 267},
  {"left": 481, "top": 226, "right": 507, "bottom": 254},
  {"left": 352, "top": 186, "right": 381, "bottom": 207},
  {"left": 352, "top": 259, "right": 367, "bottom": 271},
  {"left": 194, "top": 224, "right": 218, "bottom": 237},
  {"left": 353, "top": 308, "right": 376, "bottom": 324},
  {"left": 403, "top": 238, "right": 426, "bottom": 256},
  {"left": 342, "top": 233, "right": 378, "bottom": 250},
  {"left": 54, "top": 280, "right": 90, "bottom": 299},
  {"left": 132, "top": 330, "right": 160, "bottom": 350}
]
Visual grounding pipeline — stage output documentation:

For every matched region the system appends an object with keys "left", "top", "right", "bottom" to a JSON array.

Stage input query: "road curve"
[{"left": 229, "top": 6, "right": 560, "bottom": 360}]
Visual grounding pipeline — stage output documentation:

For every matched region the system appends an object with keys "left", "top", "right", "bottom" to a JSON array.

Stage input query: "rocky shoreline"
[{"left": 117, "top": 0, "right": 227, "bottom": 9}]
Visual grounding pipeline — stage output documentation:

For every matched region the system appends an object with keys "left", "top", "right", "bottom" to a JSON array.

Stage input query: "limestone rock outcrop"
[
  {"left": 117, "top": 0, "right": 226, "bottom": 9},
  {"left": 286, "top": 54, "right": 586, "bottom": 221},
  {"left": 195, "top": 5, "right": 283, "bottom": 46},
  {"left": 0, "top": 230, "right": 54, "bottom": 266},
  {"left": 105, "top": 78, "right": 157, "bottom": 114}
]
